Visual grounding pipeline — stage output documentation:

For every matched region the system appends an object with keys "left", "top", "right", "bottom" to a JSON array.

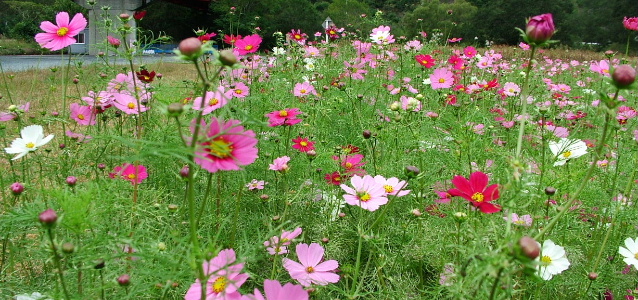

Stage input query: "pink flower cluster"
[{"left": 340, "top": 175, "right": 410, "bottom": 211}]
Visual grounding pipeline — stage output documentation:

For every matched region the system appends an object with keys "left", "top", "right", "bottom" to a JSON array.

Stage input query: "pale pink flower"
[
  {"left": 429, "top": 68, "right": 454, "bottom": 89},
  {"left": 35, "top": 12, "right": 87, "bottom": 51},
  {"left": 590, "top": 60, "right": 611, "bottom": 77},
  {"left": 241, "top": 279, "right": 308, "bottom": 300},
  {"left": 0, "top": 102, "right": 30, "bottom": 122},
  {"left": 70, "top": 103, "right": 96, "bottom": 125},
  {"left": 504, "top": 213, "right": 533, "bottom": 227},
  {"left": 229, "top": 82, "right": 250, "bottom": 99},
  {"left": 269, "top": 156, "right": 290, "bottom": 172},
  {"left": 369, "top": 25, "right": 394, "bottom": 45},
  {"left": 282, "top": 243, "right": 339, "bottom": 287},
  {"left": 112, "top": 93, "right": 149, "bottom": 114},
  {"left": 502, "top": 82, "right": 520, "bottom": 96},
  {"left": 265, "top": 108, "right": 303, "bottom": 127},
  {"left": 246, "top": 179, "right": 267, "bottom": 190},
  {"left": 193, "top": 86, "right": 231, "bottom": 115},
  {"left": 185, "top": 249, "right": 249, "bottom": 300},
  {"left": 293, "top": 82, "right": 317, "bottom": 97},
  {"left": 263, "top": 227, "right": 302, "bottom": 255},
  {"left": 340, "top": 175, "right": 388, "bottom": 211},
  {"left": 373, "top": 175, "right": 410, "bottom": 197}
]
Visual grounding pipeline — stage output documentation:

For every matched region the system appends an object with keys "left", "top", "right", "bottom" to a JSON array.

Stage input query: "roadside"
[{"left": 0, "top": 54, "right": 179, "bottom": 72}]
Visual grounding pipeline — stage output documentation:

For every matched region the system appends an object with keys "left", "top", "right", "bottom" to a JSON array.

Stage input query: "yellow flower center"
[
  {"left": 514, "top": 220, "right": 527, "bottom": 225},
  {"left": 471, "top": 192, "right": 485, "bottom": 203},
  {"left": 294, "top": 34, "right": 302, "bottom": 40},
  {"left": 358, "top": 192, "right": 371, "bottom": 202},
  {"left": 540, "top": 255, "right": 552, "bottom": 266},
  {"left": 384, "top": 185, "right": 394, "bottom": 193},
  {"left": 438, "top": 78, "right": 446, "bottom": 83},
  {"left": 345, "top": 162, "right": 353, "bottom": 169},
  {"left": 279, "top": 110, "right": 288, "bottom": 117},
  {"left": 562, "top": 151, "right": 572, "bottom": 158},
  {"left": 300, "top": 89, "right": 307, "bottom": 94},
  {"left": 127, "top": 102, "right": 136, "bottom": 109},
  {"left": 127, "top": 174, "right": 136, "bottom": 180},
  {"left": 245, "top": 45, "right": 253, "bottom": 51},
  {"left": 634, "top": 252, "right": 638, "bottom": 260},
  {"left": 26, "top": 142, "right": 36, "bottom": 149},
  {"left": 306, "top": 266, "right": 315, "bottom": 273},
  {"left": 207, "top": 137, "right": 233, "bottom": 158},
  {"left": 57, "top": 27, "right": 69, "bottom": 37},
  {"left": 300, "top": 141, "right": 308, "bottom": 146},
  {"left": 212, "top": 276, "right": 227, "bottom": 293},
  {"left": 235, "top": 89, "right": 242, "bottom": 94},
  {"left": 77, "top": 114, "right": 85, "bottom": 120},
  {"left": 209, "top": 98, "right": 219, "bottom": 106}
]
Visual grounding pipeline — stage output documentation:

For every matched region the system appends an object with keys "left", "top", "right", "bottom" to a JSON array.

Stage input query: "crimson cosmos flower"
[{"left": 447, "top": 171, "right": 501, "bottom": 213}]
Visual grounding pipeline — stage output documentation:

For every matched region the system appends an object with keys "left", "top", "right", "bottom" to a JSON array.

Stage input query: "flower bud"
[
  {"left": 588, "top": 272, "right": 598, "bottom": 281},
  {"left": 39, "top": 208, "right": 58, "bottom": 226},
  {"left": 545, "top": 186, "right": 556, "bottom": 196},
  {"left": 411, "top": 209, "right": 422, "bottom": 217},
  {"left": 219, "top": 49, "right": 238, "bottom": 67},
  {"left": 362, "top": 130, "right": 372, "bottom": 139},
  {"left": 66, "top": 176, "right": 78, "bottom": 187},
  {"left": 167, "top": 102, "right": 184, "bottom": 117},
  {"left": 94, "top": 258, "right": 105, "bottom": 269},
  {"left": 119, "top": 13, "right": 130, "bottom": 21},
  {"left": 405, "top": 166, "right": 420, "bottom": 178},
  {"left": 62, "top": 242, "right": 75, "bottom": 254},
  {"left": 518, "top": 236, "right": 540, "bottom": 260},
  {"left": 612, "top": 65, "right": 636, "bottom": 89},
  {"left": 117, "top": 274, "right": 131, "bottom": 286},
  {"left": 389, "top": 101, "right": 401, "bottom": 111},
  {"left": 525, "top": 13, "right": 555, "bottom": 44},
  {"left": 178, "top": 37, "right": 203, "bottom": 60},
  {"left": 10, "top": 182, "right": 24, "bottom": 195},
  {"left": 179, "top": 165, "right": 189, "bottom": 178}
]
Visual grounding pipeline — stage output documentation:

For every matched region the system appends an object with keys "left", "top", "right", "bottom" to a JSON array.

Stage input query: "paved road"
[{"left": 0, "top": 54, "right": 177, "bottom": 72}]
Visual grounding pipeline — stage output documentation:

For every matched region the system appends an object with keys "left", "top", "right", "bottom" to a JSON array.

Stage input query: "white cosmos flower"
[
  {"left": 4, "top": 125, "right": 54, "bottom": 160},
  {"left": 619, "top": 237, "right": 638, "bottom": 270},
  {"left": 535, "top": 239, "right": 570, "bottom": 280},
  {"left": 549, "top": 138, "right": 588, "bottom": 166}
]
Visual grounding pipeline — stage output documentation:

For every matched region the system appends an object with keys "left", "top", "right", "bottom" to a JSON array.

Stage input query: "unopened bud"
[
  {"left": 167, "top": 103, "right": 183, "bottom": 117},
  {"left": 405, "top": 166, "right": 420, "bottom": 178},
  {"left": 179, "top": 165, "right": 189, "bottom": 178},
  {"left": 62, "top": 242, "right": 75, "bottom": 254},
  {"left": 94, "top": 258, "right": 105, "bottom": 269},
  {"left": 518, "top": 236, "right": 540, "bottom": 260},
  {"left": 612, "top": 65, "right": 636, "bottom": 89},
  {"left": 66, "top": 176, "right": 77, "bottom": 186},
  {"left": 545, "top": 186, "right": 556, "bottom": 196},
  {"left": 362, "top": 130, "right": 372, "bottom": 139},
  {"left": 10, "top": 182, "right": 24, "bottom": 195},
  {"left": 389, "top": 101, "right": 401, "bottom": 111},
  {"left": 39, "top": 208, "right": 58, "bottom": 226},
  {"left": 178, "top": 37, "right": 203, "bottom": 60},
  {"left": 119, "top": 13, "right": 130, "bottom": 21},
  {"left": 588, "top": 272, "right": 598, "bottom": 280},
  {"left": 219, "top": 49, "right": 238, "bottom": 66},
  {"left": 117, "top": 274, "right": 131, "bottom": 286}
]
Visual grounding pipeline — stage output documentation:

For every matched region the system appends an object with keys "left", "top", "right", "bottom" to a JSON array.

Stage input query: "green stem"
[
  {"left": 46, "top": 227, "right": 71, "bottom": 300},
  {"left": 489, "top": 267, "right": 505, "bottom": 300},
  {"left": 514, "top": 46, "right": 537, "bottom": 160}
]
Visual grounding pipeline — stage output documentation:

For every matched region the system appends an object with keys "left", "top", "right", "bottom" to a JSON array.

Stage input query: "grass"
[{"left": 0, "top": 34, "right": 637, "bottom": 300}]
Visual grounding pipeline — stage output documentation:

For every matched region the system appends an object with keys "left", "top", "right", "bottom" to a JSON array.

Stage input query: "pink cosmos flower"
[
  {"left": 269, "top": 156, "right": 290, "bottom": 172},
  {"left": 192, "top": 118, "right": 259, "bottom": 173},
  {"left": 265, "top": 108, "right": 303, "bottom": 127},
  {"left": 240, "top": 279, "right": 308, "bottom": 300},
  {"left": 70, "top": 103, "right": 96, "bottom": 125},
  {"left": 35, "top": 12, "right": 87, "bottom": 51},
  {"left": 112, "top": 93, "right": 149, "bottom": 114},
  {"left": 429, "top": 68, "right": 454, "bottom": 89},
  {"left": 502, "top": 82, "right": 520, "bottom": 96},
  {"left": 590, "top": 60, "right": 611, "bottom": 77},
  {"left": 336, "top": 154, "right": 366, "bottom": 175},
  {"left": 340, "top": 175, "right": 388, "bottom": 211},
  {"left": 82, "top": 91, "right": 114, "bottom": 109},
  {"left": 110, "top": 164, "right": 148, "bottom": 185},
  {"left": 448, "top": 171, "right": 501, "bottom": 213},
  {"left": 185, "top": 249, "right": 249, "bottom": 300},
  {"left": 246, "top": 179, "right": 267, "bottom": 190},
  {"left": 0, "top": 102, "right": 30, "bottom": 122},
  {"left": 235, "top": 34, "right": 262, "bottom": 55},
  {"left": 264, "top": 227, "right": 302, "bottom": 255},
  {"left": 463, "top": 46, "right": 477, "bottom": 58},
  {"left": 229, "top": 82, "right": 250, "bottom": 99},
  {"left": 373, "top": 175, "right": 410, "bottom": 197},
  {"left": 504, "top": 213, "right": 533, "bottom": 227},
  {"left": 292, "top": 136, "right": 315, "bottom": 153},
  {"left": 193, "top": 86, "right": 231, "bottom": 115},
  {"left": 107, "top": 35, "right": 121, "bottom": 48},
  {"left": 369, "top": 25, "right": 394, "bottom": 45},
  {"left": 282, "top": 243, "right": 340, "bottom": 287},
  {"left": 293, "top": 82, "right": 317, "bottom": 97},
  {"left": 519, "top": 42, "right": 530, "bottom": 50}
]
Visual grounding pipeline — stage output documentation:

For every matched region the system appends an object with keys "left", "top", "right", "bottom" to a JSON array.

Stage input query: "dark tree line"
[{"left": 1, "top": 0, "right": 637, "bottom": 51}]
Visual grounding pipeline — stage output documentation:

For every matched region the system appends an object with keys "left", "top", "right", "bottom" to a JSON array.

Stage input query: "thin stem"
[
  {"left": 514, "top": 46, "right": 537, "bottom": 160},
  {"left": 46, "top": 227, "right": 71, "bottom": 300},
  {"left": 489, "top": 267, "right": 505, "bottom": 300}
]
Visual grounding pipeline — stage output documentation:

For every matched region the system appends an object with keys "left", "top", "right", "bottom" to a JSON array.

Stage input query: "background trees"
[{"left": 0, "top": 0, "right": 636, "bottom": 51}]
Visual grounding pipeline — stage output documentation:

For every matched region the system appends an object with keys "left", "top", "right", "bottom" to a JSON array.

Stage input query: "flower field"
[{"left": 1, "top": 11, "right": 637, "bottom": 300}]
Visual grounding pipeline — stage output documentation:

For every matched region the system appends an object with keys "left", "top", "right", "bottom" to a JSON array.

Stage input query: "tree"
[{"left": 401, "top": 0, "right": 478, "bottom": 41}]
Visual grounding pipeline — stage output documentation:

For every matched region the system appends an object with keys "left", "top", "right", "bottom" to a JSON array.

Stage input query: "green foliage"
[
  {"left": 400, "top": 0, "right": 478, "bottom": 40},
  {"left": 325, "top": 0, "right": 373, "bottom": 32}
]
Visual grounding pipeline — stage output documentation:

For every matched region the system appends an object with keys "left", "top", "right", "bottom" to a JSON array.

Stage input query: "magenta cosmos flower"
[
  {"left": 185, "top": 249, "right": 249, "bottom": 300},
  {"left": 525, "top": 13, "right": 555, "bottom": 44},
  {"left": 265, "top": 108, "right": 303, "bottom": 127},
  {"left": 447, "top": 171, "right": 501, "bottom": 213},
  {"left": 110, "top": 164, "right": 148, "bottom": 185},
  {"left": 264, "top": 227, "right": 302, "bottom": 255},
  {"left": 235, "top": 34, "right": 262, "bottom": 55},
  {"left": 292, "top": 136, "right": 315, "bottom": 153},
  {"left": 340, "top": 175, "right": 388, "bottom": 211},
  {"left": 429, "top": 68, "right": 454, "bottom": 89},
  {"left": 35, "top": 12, "right": 87, "bottom": 51},
  {"left": 282, "top": 243, "right": 340, "bottom": 287},
  {"left": 241, "top": 279, "right": 308, "bottom": 300},
  {"left": 192, "top": 118, "right": 258, "bottom": 173}
]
